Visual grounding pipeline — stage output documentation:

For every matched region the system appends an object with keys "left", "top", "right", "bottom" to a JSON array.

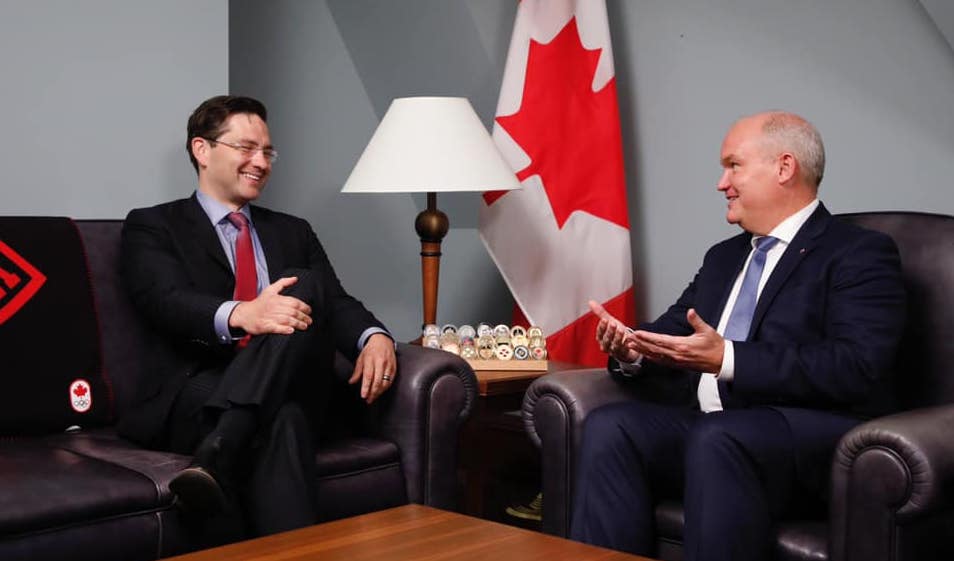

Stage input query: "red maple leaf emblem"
[
  {"left": 489, "top": 18, "right": 629, "bottom": 230},
  {"left": 73, "top": 384, "right": 88, "bottom": 397}
]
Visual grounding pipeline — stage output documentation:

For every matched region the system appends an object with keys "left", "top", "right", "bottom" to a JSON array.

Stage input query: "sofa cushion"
[
  {"left": 0, "top": 429, "right": 189, "bottom": 537},
  {"left": 0, "top": 217, "right": 113, "bottom": 434},
  {"left": 315, "top": 436, "right": 401, "bottom": 476},
  {"left": 314, "top": 437, "right": 407, "bottom": 521},
  {"left": 653, "top": 501, "right": 828, "bottom": 561}
]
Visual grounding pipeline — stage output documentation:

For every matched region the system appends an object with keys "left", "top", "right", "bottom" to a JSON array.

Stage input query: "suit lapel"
[
  {"left": 700, "top": 235, "right": 751, "bottom": 327},
  {"left": 749, "top": 204, "right": 832, "bottom": 335},
  {"left": 181, "top": 195, "right": 232, "bottom": 274}
]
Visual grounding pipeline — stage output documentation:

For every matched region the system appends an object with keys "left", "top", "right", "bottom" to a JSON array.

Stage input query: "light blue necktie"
[{"left": 722, "top": 236, "right": 779, "bottom": 341}]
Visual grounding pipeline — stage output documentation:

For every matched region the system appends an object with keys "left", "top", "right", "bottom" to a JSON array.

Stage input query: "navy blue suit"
[{"left": 571, "top": 204, "right": 906, "bottom": 560}]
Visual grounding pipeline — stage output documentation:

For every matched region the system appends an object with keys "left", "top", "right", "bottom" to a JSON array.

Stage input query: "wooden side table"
[
  {"left": 474, "top": 360, "right": 575, "bottom": 396},
  {"left": 458, "top": 361, "right": 586, "bottom": 525}
]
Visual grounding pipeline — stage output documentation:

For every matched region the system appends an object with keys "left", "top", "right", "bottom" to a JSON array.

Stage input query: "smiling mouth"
[{"left": 241, "top": 172, "right": 263, "bottom": 182}]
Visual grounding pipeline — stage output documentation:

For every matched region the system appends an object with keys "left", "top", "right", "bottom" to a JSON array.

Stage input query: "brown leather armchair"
[{"left": 523, "top": 212, "right": 954, "bottom": 561}]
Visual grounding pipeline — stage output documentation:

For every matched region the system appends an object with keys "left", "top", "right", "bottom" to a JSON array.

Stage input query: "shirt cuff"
[
  {"left": 358, "top": 327, "right": 394, "bottom": 352},
  {"left": 214, "top": 300, "right": 242, "bottom": 344},
  {"left": 717, "top": 339, "right": 734, "bottom": 380}
]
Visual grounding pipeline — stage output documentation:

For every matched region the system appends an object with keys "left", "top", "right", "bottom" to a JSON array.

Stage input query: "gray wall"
[
  {"left": 613, "top": 0, "right": 954, "bottom": 319},
  {"left": 5, "top": 1, "right": 950, "bottom": 343},
  {"left": 231, "top": 0, "right": 954, "bottom": 341},
  {"left": 1, "top": 1, "right": 229, "bottom": 218},
  {"left": 230, "top": 0, "right": 516, "bottom": 341}
]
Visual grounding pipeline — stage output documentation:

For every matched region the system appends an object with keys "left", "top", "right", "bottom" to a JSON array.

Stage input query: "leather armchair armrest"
[
  {"left": 373, "top": 343, "right": 477, "bottom": 509},
  {"left": 522, "top": 368, "right": 640, "bottom": 536},
  {"left": 830, "top": 404, "right": 954, "bottom": 561}
]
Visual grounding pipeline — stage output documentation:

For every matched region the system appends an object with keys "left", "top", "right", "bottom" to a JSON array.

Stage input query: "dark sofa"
[
  {"left": 0, "top": 219, "right": 477, "bottom": 561},
  {"left": 523, "top": 212, "right": 954, "bottom": 561}
]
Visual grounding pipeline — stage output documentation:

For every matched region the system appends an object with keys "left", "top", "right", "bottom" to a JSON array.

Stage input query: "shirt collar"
[
  {"left": 195, "top": 190, "right": 252, "bottom": 227},
  {"left": 756, "top": 198, "right": 820, "bottom": 247}
]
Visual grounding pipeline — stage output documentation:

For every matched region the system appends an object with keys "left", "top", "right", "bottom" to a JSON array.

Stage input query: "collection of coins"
[{"left": 422, "top": 323, "right": 548, "bottom": 361}]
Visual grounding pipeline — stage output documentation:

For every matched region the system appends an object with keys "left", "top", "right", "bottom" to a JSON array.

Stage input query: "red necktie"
[{"left": 227, "top": 212, "right": 257, "bottom": 348}]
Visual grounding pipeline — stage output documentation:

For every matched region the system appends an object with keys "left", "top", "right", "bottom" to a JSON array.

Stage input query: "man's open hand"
[
  {"left": 589, "top": 300, "right": 640, "bottom": 363},
  {"left": 229, "top": 277, "right": 312, "bottom": 335},
  {"left": 630, "top": 309, "right": 725, "bottom": 373}
]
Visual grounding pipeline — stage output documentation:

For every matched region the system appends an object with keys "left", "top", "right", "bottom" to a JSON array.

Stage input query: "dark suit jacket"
[
  {"left": 611, "top": 204, "right": 906, "bottom": 488},
  {"left": 117, "top": 194, "right": 384, "bottom": 447}
]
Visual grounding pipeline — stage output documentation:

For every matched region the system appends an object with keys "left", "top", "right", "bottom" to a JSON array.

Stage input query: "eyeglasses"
[{"left": 202, "top": 137, "right": 278, "bottom": 162}]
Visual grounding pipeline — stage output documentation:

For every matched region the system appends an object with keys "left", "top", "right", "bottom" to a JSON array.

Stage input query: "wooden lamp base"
[{"left": 415, "top": 191, "right": 449, "bottom": 329}]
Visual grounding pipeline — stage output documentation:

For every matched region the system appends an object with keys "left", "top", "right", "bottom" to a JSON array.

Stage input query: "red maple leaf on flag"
[
  {"left": 73, "top": 384, "right": 88, "bottom": 397},
  {"left": 489, "top": 18, "right": 629, "bottom": 230}
]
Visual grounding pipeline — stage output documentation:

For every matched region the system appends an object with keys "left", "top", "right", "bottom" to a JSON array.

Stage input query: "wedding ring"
[{"left": 382, "top": 374, "right": 392, "bottom": 381}]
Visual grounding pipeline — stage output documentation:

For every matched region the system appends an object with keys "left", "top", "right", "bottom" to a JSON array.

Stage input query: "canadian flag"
[{"left": 479, "top": 0, "right": 635, "bottom": 366}]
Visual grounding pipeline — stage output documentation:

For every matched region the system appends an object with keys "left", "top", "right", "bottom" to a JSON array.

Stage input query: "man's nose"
[
  {"left": 716, "top": 170, "right": 730, "bottom": 191},
  {"left": 250, "top": 149, "right": 270, "bottom": 168}
]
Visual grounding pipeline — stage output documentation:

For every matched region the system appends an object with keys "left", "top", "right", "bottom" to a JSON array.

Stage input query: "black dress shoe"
[
  {"left": 171, "top": 433, "right": 233, "bottom": 515},
  {"left": 169, "top": 464, "right": 228, "bottom": 515}
]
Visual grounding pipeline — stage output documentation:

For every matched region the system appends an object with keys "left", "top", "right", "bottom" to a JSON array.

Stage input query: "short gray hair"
[{"left": 759, "top": 112, "right": 826, "bottom": 188}]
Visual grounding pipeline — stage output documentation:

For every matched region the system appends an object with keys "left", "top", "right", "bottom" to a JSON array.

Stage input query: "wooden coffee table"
[{"left": 162, "top": 504, "right": 650, "bottom": 561}]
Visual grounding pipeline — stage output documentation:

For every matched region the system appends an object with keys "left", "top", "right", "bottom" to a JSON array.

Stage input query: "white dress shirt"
[{"left": 696, "top": 199, "right": 819, "bottom": 412}]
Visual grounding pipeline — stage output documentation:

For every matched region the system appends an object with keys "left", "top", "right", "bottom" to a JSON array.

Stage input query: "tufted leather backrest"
[{"left": 837, "top": 212, "right": 954, "bottom": 409}]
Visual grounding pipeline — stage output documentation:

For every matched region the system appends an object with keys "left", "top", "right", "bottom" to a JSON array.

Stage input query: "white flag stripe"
[
  {"left": 495, "top": 0, "right": 614, "bottom": 120},
  {"left": 479, "top": 178, "right": 631, "bottom": 336},
  {"left": 480, "top": 0, "right": 634, "bottom": 357},
  {"left": 491, "top": 126, "right": 531, "bottom": 182}
]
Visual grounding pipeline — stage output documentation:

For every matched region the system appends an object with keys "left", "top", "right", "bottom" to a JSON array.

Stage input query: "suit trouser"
[
  {"left": 168, "top": 269, "right": 330, "bottom": 536},
  {"left": 570, "top": 401, "right": 803, "bottom": 561}
]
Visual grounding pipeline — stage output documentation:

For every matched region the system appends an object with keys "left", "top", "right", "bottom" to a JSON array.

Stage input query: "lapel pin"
[{"left": 799, "top": 248, "right": 806, "bottom": 254}]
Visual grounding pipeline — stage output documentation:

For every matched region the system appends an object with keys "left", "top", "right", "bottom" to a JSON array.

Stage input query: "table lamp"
[{"left": 342, "top": 96, "right": 521, "bottom": 329}]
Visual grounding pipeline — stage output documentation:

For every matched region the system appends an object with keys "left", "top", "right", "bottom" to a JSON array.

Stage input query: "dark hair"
[{"left": 186, "top": 95, "right": 268, "bottom": 173}]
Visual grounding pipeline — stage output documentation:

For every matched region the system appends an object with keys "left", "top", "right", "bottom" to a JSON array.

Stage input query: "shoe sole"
[
  {"left": 169, "top": 467, "right": 227, "bottom": 515},
  {"left": 505, "top": 506, "right": 542, "bottom": 522}
]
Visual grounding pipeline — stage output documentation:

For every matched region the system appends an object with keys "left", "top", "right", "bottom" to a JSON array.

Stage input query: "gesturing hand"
[
  {"left": 630, "top": 309, "right": 725, "bottom": 373},
  {"left": 589, "top": 300, "right": 640, "bottom": 363},
  {"left": 349, "top": 333, "right": 398, "bottom": 404},
  {"left": 229, "top": 276, "right": 313, "bottom": 335}
]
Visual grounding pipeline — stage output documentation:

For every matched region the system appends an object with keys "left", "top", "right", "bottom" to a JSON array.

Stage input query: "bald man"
[{"left": 572, "top": 112, "right": 906, "bottom": 561}]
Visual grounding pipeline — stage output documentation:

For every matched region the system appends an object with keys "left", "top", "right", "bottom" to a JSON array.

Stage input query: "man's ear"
[
  {"left": 191, "top": 137, "right": 209, "bottom": 169},
  {"left": 777, "top": 152, "right": 797, "bottom": 185}
]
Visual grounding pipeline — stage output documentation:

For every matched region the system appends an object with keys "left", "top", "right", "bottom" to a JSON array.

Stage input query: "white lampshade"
[{"left": 341, "top": 97, "right": 522, "bottom": 194}]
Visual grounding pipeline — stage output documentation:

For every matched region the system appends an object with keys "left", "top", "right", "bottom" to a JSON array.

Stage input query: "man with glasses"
[{"left": 118, "top": 95, "right": 396, "bottom": 538}]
